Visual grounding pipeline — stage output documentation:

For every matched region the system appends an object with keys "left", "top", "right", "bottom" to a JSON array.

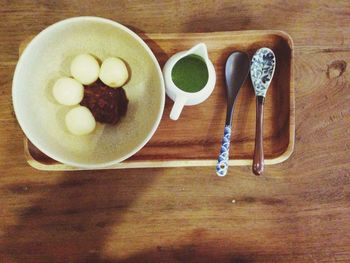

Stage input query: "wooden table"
[{"left": 1, "top": 1, "right": 350, "bottom": 262}]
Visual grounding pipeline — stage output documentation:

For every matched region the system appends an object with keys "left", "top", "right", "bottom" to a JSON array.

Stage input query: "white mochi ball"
[
  {"left": 52, "top": 77, "right": 84, "bottom": 105},
  {"left": 65, "top": 106, "right": 96, "bottom": 135},
  {"left": 99, "top": 57, "right": 129, "bottom": 88},
  {"left": 70, "top": 54, "right": 100, "bottom": 85}
]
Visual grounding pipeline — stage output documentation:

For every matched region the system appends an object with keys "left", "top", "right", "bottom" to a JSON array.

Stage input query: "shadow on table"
[
  {"left": 0, "top": 168, "right": 253, "bottom": 263},
  {"left": 182, "top": 3, "right": 311, "bottom": 33},
  {"left": 0, "top": 169, "right": 159, "bottom": 262}
]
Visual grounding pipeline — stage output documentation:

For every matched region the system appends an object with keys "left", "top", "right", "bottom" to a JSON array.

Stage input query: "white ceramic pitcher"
[{"left": 163, "top": 43, "right": 216, "bottom": 120}]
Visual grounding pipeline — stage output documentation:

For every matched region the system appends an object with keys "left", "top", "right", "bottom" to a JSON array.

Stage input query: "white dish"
[{"left": 13, "top": 17, "right": 165, "bottom": 169}]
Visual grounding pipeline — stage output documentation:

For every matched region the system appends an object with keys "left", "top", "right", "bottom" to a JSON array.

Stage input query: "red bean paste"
[{"left": 80, "top": 80, "right": 128, "bottom": 125}]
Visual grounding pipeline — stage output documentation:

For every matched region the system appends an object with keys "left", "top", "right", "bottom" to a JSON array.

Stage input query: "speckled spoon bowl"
[{"left": 250, "top": 47, "right": 276, "bottom": 175}]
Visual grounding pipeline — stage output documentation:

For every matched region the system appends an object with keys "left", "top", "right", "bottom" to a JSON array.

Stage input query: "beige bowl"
[{"left": 13, "top": 17, "right": 165, "bottom": 168}]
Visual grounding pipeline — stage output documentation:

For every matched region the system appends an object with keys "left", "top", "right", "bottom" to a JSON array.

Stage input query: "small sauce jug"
[{"left": 163, "top": 43, "right": 216, "bottom": 120}]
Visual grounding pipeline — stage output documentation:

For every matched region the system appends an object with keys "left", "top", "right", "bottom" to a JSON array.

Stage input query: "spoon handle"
[
  {"left": 253, "top": 96, "right": 265, "bottom": 175},
  {"left": 216, "top": 125, "right": 232, "bottom": 177}
]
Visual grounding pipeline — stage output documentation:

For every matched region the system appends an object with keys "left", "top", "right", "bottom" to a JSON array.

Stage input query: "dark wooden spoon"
[
  {"left": 216, "top": 52, "right": 250, "bottom": 177},
  {"left": 250, "top": 48, "right": 276, "bottom": 175}
]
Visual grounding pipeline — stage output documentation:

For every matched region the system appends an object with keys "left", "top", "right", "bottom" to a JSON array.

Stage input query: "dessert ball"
[
  {"left": 99, "top": 57, "right": 129, "bottom": 88},
  {"left": 65, "top": 106, "right": 96, "bottom": 135},
  {"left": 52, "top": 77, "right": 84, "bottom": 105},
  {"left": 70, "top": 54, "right": 100, "bottom": 85}
]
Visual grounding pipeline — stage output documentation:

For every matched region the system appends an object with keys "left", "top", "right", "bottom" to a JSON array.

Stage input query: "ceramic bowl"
[{"left": 12, "top": 17, "right": 165, "bottom": 168}]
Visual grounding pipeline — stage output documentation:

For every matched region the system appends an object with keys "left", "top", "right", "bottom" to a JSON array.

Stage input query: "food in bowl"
[
  {"left": 81, "top": 80, "right": 128, "bottom": 125},
  {"left": 70, "top": 54, "right": 100, "bottom": 85},
  {"left": 65, "top": 106, "right": 96, "bottom": 135},
  {"left": 12, "top": 17, "right": 165, "bottom": 168},
  {"left": 51, "top": 53, "right": 130, "bottom": 135},
  {"left": 99, "top": 57, "right": 129, "bottom": 88},
  {"left": 52, "top": 77, "right": 84, "bottom": 106}
]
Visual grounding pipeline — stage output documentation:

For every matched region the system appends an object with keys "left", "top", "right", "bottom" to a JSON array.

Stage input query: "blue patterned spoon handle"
[{"left": 216, "top": 125, "right": 232, "bottom": 177}]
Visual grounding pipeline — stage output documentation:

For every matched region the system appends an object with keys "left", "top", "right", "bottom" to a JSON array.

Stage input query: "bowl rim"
[{"left": 12, "top": 16, "right": 165, "bottom": 169}]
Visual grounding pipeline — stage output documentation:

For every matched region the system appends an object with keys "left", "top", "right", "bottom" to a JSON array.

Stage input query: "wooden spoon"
[
  {"left": 216, "top": 52, "right": 250, "bottom": 177},
  {"left": 250, "top": 48, "right": 276, "bottom": 175}
]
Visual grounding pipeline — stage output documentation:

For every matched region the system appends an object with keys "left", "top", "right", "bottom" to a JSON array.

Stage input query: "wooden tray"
[{"left": 22, "top": 31, "right": 294, "bottom": 171}]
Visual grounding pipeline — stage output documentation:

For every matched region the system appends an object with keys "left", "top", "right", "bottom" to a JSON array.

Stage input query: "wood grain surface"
[
  {"left": 23, "top": 30, "right": 294, "bottom": 170},
  {"left": 1, "top": 1, "right": 350, "bottom": 262}
]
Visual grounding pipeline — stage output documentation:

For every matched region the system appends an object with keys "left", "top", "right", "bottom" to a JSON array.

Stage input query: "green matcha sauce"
[{"left": 171, "top": 54, "right": 209, "bottom": 93}]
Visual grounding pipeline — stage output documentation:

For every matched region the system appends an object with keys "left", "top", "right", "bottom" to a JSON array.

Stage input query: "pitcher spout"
[{"left": 187, "top": 43, "right": 209, "bottom": 61}]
